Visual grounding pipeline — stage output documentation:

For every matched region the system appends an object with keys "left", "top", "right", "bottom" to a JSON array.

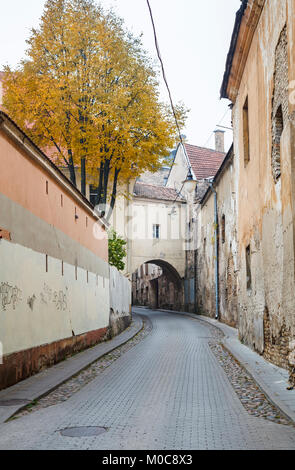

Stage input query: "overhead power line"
[
  {"left": 202, "top": 108, "right": 230, "bottom": 148},
  {"left": 146, "top": 0, "right": 192, "bottom": 205},
  {"left": 146, "top": 0, "right": 184, "bottom": 146}
]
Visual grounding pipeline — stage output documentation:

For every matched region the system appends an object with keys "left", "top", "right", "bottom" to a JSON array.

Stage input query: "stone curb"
[
  {"left": 156, "top": 308, "right": 295, "bottom": 424},
  {"left": 0, "top": 314, "right": 144, "bottom": 424}
]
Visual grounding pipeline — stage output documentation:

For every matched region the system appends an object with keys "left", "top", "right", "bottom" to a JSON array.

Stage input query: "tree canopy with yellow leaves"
[{"left": 3, "top": 0, "right": 187, "bottom": 219}]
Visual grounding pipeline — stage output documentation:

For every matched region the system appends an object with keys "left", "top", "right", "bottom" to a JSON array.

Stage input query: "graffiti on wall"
[
  {"left": 40, "top": 283, "right": 53, "bottom": 304},
  {"left": 40, "top": 283, "right": 68, "bottom": 311},
  {"left": 53, "top": 290, "right": 68, "bottom": 311},
  {"left": 0, "top": 282, "right": 68, "bottom": 312},
  {"left": 0, "top": 283, "right": 22, "bottom": 311},
  {"left": 27, "top": 295, "right": 37, "bottom": 311}
]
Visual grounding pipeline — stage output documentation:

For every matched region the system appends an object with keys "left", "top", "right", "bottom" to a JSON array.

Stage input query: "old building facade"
[
  {"left": 195, "top": 146, "right": 239, "bottom": 327},
  {"left": 220, "top": 0, "right": 295, "bottom": 382}
]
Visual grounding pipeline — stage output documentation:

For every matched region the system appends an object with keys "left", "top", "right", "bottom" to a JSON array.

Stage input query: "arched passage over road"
[
  {"left": 130, "top": 240, "right": 186, "bottom": 280},
  {"left": 132, "top": 259, "right": 184, "bottom": 312}
]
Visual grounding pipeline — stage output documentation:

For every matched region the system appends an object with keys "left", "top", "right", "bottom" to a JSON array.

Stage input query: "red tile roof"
[
  {"left": 134, "top": 182, "right": 185, "bottom": 202},
  {"left": 184, "top": 143, "right": 226, "bottom": 180}
]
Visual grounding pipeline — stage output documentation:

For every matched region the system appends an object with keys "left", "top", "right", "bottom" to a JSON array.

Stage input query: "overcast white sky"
[{"left": 0, "top": 0, "right": 240, "bottom": 152}]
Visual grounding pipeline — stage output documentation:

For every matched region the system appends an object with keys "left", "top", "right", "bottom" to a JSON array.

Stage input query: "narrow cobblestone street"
[{"left": 0, "top": 309, "right": 295, "bottom": 450}]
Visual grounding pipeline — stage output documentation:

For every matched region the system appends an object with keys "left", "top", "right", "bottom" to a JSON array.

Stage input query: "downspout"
[{"left": 209, "top": 183, "right": 219, "bottom": 320}]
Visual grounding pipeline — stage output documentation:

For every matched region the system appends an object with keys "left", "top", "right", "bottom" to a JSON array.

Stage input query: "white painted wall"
[{"left": 0, "top": 239, "right": 110, "bottom": 356}]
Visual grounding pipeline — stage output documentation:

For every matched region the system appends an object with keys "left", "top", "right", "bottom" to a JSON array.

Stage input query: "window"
[
  {"left": 153, "top": 224, "right": 160, "bottom": 239},
  {"left": 243, "top": 96, "right": 250, "bottom": 166},
  {"left": 246, "top": 245, "right": 252, "bottom": 291},
  {"left": 46, "top": 181, "right": 49, "bottom": 194},
  {"left": 89, "top": 185, "right": 98, "bottom": 206},
  {"left": 221, "top": 215, "right": 225, "bottom": 244}
]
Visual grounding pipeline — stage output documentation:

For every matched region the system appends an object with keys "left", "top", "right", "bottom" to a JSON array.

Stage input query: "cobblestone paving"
[
  {"left": 209, "top": 341, "right": 293, "bottom": 426},
  {"left": 15, "top": 316, "right": 153, "bottom": 418},
  {"left": 1, "top": 310, "right": 295, "bottom": 450}
]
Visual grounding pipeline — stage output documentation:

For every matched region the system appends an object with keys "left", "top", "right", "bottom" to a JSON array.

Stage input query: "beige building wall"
[
  {"left": 129, "top": 198, "right": 187, "bottom": 278},
  {"left": 196, "top": 151, "right": 238, "bottom": 327},
  {"left": 226, "top": 0, "right": 295, "bottom": 376},
  {"left": 166, "top": 144, "right": 191, "bottom": 191}
]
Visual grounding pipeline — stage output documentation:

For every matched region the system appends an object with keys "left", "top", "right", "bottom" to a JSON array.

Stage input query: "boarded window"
[{"left": 243, "top": 97, "right": 250, "bottom": 166}]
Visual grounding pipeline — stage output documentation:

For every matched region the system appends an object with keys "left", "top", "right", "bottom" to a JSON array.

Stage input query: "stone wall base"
[
  {"left": 0, "top": 327, "right": 108, "bottom": 391},
  {"left": 108, "top": 310, "right": 132, "bottom": 339},
  {"left": 263, "top": 307, "right": 290, "bottom": 371}
]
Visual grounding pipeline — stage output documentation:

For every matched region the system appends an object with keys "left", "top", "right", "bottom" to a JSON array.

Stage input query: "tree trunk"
[
  {"left": 106, "top": 168, "right": 120, "bottom": 222},
  {"left": 67, "top": 149, "right": 76, "bottom": 187},
  {"left": 81, "top": 157, "right": 86, "bottom": 196},
  {"left": 95, "top": 161, "right": 105, "bottom": 207}
]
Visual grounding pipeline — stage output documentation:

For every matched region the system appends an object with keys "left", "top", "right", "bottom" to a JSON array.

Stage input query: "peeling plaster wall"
[{"left": 232, "top": 0, "right": 295, "bottom": 376}]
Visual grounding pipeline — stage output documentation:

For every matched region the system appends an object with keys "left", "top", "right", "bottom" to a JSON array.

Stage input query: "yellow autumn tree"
[{"left": 3, "top": 0, "right": 187, "bottom": 217}]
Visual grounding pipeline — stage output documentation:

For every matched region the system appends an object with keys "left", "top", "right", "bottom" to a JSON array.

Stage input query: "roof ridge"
[
  {"left": 184, "top": 142, "right": 226, "bottom": 155},
  {"left": 135, "top": 181, "right": 173, "bottom": 189}
]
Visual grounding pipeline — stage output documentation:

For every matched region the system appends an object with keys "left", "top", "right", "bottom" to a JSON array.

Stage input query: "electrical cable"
[
  {"left": 202, "top": 108, "right": 230, "bottom": 148},
  {"left": 146, "top": 0, "right": 230, "bottom": 208},
  {"left": 146, "top": 0, "right": 192, "bottom": 179}
]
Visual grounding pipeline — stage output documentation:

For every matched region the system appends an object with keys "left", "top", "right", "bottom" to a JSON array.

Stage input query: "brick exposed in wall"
[
  {"left": 271, "top": 26, "right": 288, "bottom": 182},
  {"left": 263, "top": 307, "right": 290, "bottom": 370}
]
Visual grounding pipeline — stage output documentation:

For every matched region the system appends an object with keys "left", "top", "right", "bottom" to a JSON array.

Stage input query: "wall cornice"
[{"left": 221, "top": 0, "right": 265, "bottom": 103}]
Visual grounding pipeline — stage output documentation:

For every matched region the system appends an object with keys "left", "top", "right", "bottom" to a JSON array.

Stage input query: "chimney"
[{"left": 214, "top": 129, "right": 225, "bottom": 153}]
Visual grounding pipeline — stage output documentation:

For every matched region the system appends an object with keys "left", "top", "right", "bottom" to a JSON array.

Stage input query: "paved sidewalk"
[
  {"left": 0, "top": 314, "right": 143, "bottom": 424},
  {"left": 156, "top": 308, "right": 295, "bottom": 424}
]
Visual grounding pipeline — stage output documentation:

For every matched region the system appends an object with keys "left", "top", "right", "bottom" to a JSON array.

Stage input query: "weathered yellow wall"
[
  {"left": 232, "top": 0, "right": 295, "bottom": 369},
  {"left": 196, "top": 156, "right": 238, "bottom": 327}
]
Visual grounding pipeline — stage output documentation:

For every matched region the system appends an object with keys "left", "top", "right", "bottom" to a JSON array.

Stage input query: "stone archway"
[{"left": 132, "top": 260, "right": 184, "bottom": 312}]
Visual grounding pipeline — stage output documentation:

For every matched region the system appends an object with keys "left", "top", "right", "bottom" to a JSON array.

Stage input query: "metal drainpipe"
[{"left": 209, "top": 183, "right": 219, "bottom": 320}]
